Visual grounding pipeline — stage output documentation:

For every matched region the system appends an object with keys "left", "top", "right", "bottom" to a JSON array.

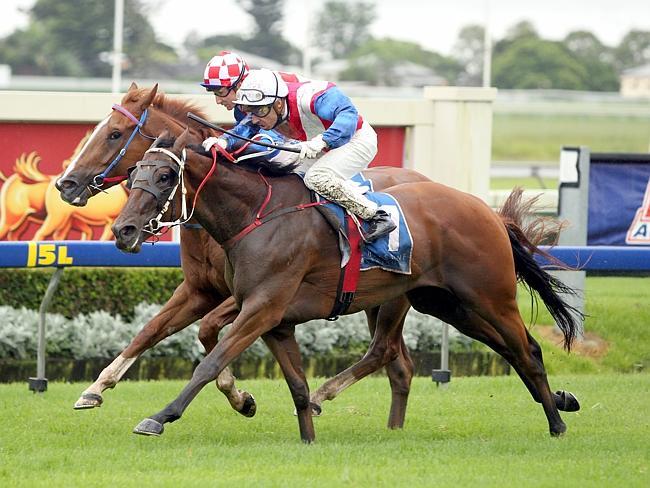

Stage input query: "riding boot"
[{"left": 363, "top": 209, "right": 397, "bottom": 242}]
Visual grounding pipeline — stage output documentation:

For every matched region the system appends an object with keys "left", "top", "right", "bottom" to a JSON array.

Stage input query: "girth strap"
[{"left": 327, "top": 214, "right": 363, "bottom": 320}]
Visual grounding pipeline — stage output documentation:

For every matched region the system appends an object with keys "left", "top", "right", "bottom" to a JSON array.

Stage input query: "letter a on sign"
[{"left": 626, "top": 178, "right": 650, "bottom": 245}]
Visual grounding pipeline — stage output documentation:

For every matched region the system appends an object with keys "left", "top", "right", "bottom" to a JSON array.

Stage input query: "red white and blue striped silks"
[{"left": 222, "top": 79, "right": 363, "bottom": 152}]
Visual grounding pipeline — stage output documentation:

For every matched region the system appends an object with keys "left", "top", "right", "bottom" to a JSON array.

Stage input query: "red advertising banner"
[{"left": 0, "top": 122, "right": 404, "bottom": 241}]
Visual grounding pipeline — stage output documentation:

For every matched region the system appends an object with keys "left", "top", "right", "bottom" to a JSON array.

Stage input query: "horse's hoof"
[
  {"left": 133, "top": 418, "right": 164, "bottom": 436},
  {"left": 550, "top": 424, "right": 567, "bottom": 437},
  {"left": 73, "top": 393, "right": 103, "bottom": 410},
  {"left": 293, "top": 402, "right": 322, "bottom": 417},
  {"left": 311, "top": 402, "right": 322, "bottom": 417},
  {"left": 556, "top": 390, "right": 581, "bottom": 412},
  {"left": 238, "top": 393, "right": 257, "bottom": 418}
]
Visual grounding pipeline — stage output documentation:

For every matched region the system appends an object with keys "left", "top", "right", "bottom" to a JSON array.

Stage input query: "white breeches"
[{"left": 302, "top": 122, "right": 379, "bottom": 220}]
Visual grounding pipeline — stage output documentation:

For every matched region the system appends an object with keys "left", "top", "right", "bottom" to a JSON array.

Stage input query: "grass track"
[
  {"left": 493, "top": 114, "right": 650, "bottom": 162},
  {"left": 0, "top": 375, "right": 648, "bottom": 487}
]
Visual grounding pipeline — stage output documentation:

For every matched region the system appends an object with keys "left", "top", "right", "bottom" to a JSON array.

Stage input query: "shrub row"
[
  {"left": 0, "top": 303, "right": 473, "bottom": 361},
  {"left": 0, "top": 268, "right": 183, "bottom": 319}
]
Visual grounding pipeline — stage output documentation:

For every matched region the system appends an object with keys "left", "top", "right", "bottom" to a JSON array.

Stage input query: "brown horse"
[
  {"left": 112, "top": 130, "right": 581, "bottom": 442},
  {"left": 56, "top": 83, "right": 428, "bottom": 425}
]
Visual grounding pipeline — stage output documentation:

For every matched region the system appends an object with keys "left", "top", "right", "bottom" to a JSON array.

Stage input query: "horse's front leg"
[
  {"left": 74, "top": 281, "right": 216, "bottom": 409},
  {"left": 132, "top": 295, "right": 287, "bottom": 438},
  {"left": 197, "top": 297, "right": 257, "bottom": 418}
]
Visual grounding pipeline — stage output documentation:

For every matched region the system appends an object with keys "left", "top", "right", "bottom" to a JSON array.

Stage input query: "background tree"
[
  {"left": 492, "top": 37, "right": 588, "bottom": 89},
  {"left": 0, "top": 0, "right": 176, "bottom": 78},
  {"left": 563, "top": 31, "right": 618, "bottom": 91},
  {"left": 315, "top": 1, "right": 377, "bottom": 59},
  {"left": 452, "top": 24, "right": 485, "bottom": 86},
  {"left": 194, "top": 0, "right": 299, "bottom": 65},
  {"left": 493, "top": 20, "right": 539, "bottom": 57},
  {"left": 614, "top": 30, "right": 650, "bottom": 71},
  {"left": 241, "top": 0, "right": 295, "bottom": 63},
  {"left": 340, "top": 38, "right": 461, "bottom": 86}
]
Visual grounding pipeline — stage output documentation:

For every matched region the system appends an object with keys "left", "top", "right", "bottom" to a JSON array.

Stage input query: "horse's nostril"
[
  {"left": 57, "top": 178, "right": 77, "bottom": 192},
  {"left": 119, "top": 225, "right": 137, "bottom": 239}
]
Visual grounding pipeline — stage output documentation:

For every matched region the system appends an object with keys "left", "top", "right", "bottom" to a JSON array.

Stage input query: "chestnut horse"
[
  {"left": 56, "top": 83, "right": 429, "bottom": 425},
  {"left": 112, "top": 130, "right": 581, "bottom": 442}
]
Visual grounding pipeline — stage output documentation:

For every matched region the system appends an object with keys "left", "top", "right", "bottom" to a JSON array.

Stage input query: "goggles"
[
  {"left": 206, "top": 85, "right": 234, "bottom": 97},
  {"left": 240, "top": 103, "right": 274, "bottom": 118}
]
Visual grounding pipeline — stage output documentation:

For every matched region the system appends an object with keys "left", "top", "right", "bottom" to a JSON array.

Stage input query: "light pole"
[
  {"left": 482, "top": 0, "right": 492, "bottom": 88},
  {"left": 111, "top": 0, "right": 124, "bottom": 93}
]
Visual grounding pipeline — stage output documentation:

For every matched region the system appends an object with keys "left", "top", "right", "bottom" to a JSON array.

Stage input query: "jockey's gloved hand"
[
  {"left": 299, "top": 134, "right": 327, "bottom": 159},
  {"left": 202, "top": 137, "right": 227, "bottom": 152}
]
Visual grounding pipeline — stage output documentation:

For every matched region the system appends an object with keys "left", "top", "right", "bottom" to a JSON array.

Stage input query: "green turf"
[
  {"left": 493, "top": 114, "right": 650, "bottom": 162},
  {"left": 516, "top": 277, "right": 650, "bottom": 374},
  {"left": 490, "top": 177, "right": 557, "bottom": 190},
  {"left": 0, "top": 375, "right": 647, "bottom": 487}
]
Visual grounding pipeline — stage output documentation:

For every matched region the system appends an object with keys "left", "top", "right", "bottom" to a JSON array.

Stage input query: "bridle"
[
  {"left": 90, "top": 104, "right": 156, "bottom": 190},
  {"left": 131, "top": 146, "right": 219, "bottom": 236},
  {"left": 131, "top": 142, "right": 324, "bottom": 246}
]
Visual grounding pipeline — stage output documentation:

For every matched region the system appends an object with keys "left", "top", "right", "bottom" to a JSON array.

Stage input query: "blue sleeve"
[
  {"left": 313, "top": 86, "right": 359, "bottom": 148},
  {"left": 238, "top": 130, "right": 288, "bottom": 160},
  {"left": 233, "top": 106, "right": 246, "bottom": 123},
  {"left": 222, "top": 114, "right": 261, "bottom": 151}
]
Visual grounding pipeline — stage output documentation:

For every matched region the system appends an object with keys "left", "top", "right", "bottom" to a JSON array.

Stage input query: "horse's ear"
[
  {"left": 128, "top": 81, "right": 138, "bottom": 91},
  {"left": 151, "top": 129, "right": 171, "bottom": 148},
  {"left": 173, "top": 128, "right": 191, "bottom": 152},
  {"left": 139, "top": 84, "right": 158, "bottom": 111}
]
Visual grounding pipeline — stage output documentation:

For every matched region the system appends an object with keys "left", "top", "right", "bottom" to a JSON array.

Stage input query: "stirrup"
[{"left": 363, "top": 210, "right": 396, "bottom": 242}]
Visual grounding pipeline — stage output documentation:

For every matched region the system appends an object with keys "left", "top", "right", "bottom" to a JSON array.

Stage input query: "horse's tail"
[{"left": 498, "top": 188, "right": 583, "bottom": 351}]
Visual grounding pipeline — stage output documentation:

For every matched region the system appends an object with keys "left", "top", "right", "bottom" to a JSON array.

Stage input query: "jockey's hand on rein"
[
  {"left": 299, "top": 134, "right": 327, "bottom": 159},
  {"left": 202, "top": 137, "right": 227, "bottom": 152}
]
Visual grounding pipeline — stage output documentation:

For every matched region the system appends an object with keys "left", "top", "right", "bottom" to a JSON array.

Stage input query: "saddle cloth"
[{"left": 317, "top": 172, "right": 413, "bottom": 275}]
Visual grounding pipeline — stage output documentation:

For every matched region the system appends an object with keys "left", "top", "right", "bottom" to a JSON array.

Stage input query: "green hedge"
[{"left": 0, "top": 268, "right": 183, "bottom": 319}]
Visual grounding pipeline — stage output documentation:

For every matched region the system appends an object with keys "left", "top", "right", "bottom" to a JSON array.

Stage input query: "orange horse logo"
[{"left": 0, "top": 133, "right": 127, "bottom": 241}]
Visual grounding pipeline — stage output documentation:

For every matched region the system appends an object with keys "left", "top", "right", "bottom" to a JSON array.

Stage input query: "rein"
[
  {"left": 222, "top": 170, "right": 326, "bottom": 249},
  {"left": 91, "top": 104, "right": 155, "bottom": 189},
  {"left": 139, "top": 142, "right": 325, "bottom": 246}
]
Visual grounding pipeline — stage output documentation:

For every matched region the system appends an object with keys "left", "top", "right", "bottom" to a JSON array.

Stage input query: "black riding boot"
[{"left": 363, "top": 210, "right": 397, "bottom": 241}]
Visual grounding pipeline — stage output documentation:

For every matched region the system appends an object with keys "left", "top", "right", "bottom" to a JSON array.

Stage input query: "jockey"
[
  {"left": 200, "top": 51, "right": 296, "bottom": 163},
  {"left": 205, "top": 68, "right": 396, "bottom": 242}
]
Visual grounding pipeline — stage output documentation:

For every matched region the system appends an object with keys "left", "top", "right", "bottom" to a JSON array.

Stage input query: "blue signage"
[{"left": 588, "top": 155, "right": 650, "bottom": 246}]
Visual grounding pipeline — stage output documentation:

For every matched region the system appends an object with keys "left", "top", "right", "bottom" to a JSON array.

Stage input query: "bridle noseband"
[
  {"left": 91, "top": 104, "right": 154, "bottom": 190},
  {"left": 132, "top": 147, "right": 190, "bottom": 235}
]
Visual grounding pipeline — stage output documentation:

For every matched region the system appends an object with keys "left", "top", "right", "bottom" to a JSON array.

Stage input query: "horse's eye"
[
  {"left": 160, "top": 174, "right": 170, "bottom": 183},
  {"left": 109, "top": 131, "right": 122, "bottom": 140}
]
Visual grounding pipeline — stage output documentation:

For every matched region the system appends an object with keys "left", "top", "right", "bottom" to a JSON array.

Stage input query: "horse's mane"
[
  {"left": 12, "top": 152, "right": 51, "bottom": 184},
  {"left": 152, "top": 138, "right": 299, "bottom": 176},
  {"left": 188, "top": 144, "right": 299, "bottom": 176},
  {"left": 151, "top": 93, "right": 213, "bottom": 138}
]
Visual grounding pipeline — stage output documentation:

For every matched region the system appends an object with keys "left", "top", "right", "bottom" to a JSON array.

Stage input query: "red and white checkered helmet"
[{"left": 200, "top": 51, "right": 249, "bottom": 89}]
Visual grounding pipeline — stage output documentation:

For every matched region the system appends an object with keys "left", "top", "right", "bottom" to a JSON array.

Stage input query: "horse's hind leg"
[
  {"left": 477, "top": 301, "right": 568, "bottom": 436},
  {"left": 310, "top": 297, "right": 411, "bottom": 426},
  {"left": 408, "top": 287, "right": 570, "bottom": 436},
  {"left": 197, "top": 298, "right": 257, "bottom": 418},
  {"left": 370, "top": 304, "right": 415, "bottom": 429},
  {"left": 310, "top": 302, "right": 414, "bottom": 428},
  {"left": 262, "top": 324, "right": 315, "bottom": 443},
  {"left": 385, "top": 336, "right": 414, "bottom": 428}
]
